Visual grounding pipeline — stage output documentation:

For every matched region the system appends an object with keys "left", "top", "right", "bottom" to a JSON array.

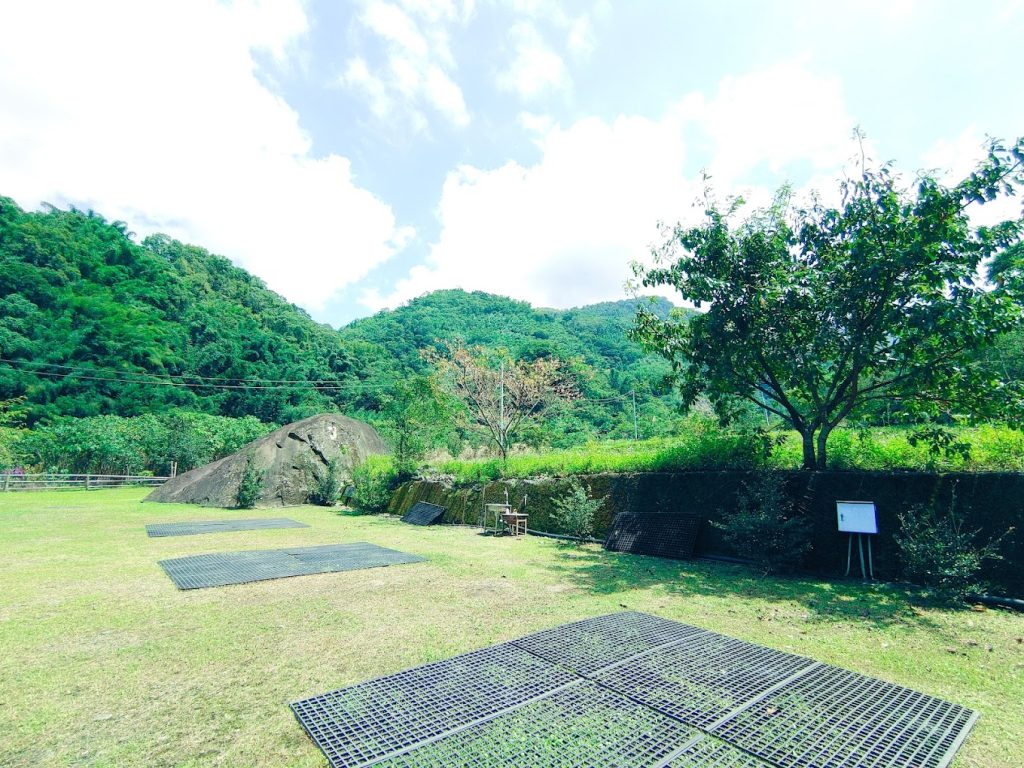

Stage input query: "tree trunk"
[
  {"left": 816, "top": 427, "right": 831, "bottom": 470},
  {"left": 800, "top": 430, "right": 816, "bottom": 470}
]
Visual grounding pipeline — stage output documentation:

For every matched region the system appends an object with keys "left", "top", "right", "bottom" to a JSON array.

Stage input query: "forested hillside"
[
  {"left": 0, "top": 198, "right": 360, "bottom": 424},
  {"left": 0, "top": 199, "right": 691, "bottom": 446}
]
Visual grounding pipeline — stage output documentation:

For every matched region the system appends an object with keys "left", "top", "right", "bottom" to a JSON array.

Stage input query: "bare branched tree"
[{"left": 425, "top": 341, "right": 578, "bottom": 461}]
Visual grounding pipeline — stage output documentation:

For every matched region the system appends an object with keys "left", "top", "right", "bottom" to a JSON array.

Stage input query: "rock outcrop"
[{"left": 145, "top": 413, "right": 387, "bottom": 507}]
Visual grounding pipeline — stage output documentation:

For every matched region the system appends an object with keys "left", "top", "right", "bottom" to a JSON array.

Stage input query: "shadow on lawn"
[{"left": 545, "top": 545, "right": 939, "bottom": 631}]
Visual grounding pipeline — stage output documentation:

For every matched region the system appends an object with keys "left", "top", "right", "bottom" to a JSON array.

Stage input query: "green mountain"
[
  {"left": 0, "top": 199, "right": 690, "bottom": 443},
  {"left": 0, "top": 197, "right": 359, "bottom": 424}
]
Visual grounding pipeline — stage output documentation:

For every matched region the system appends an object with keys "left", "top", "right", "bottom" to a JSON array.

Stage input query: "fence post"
[
  {"left": 2, "top": 474, "right": 8, "bottom": 492},
  {"left": 85, "top": 474, "right": 90, "bottom": 490}
]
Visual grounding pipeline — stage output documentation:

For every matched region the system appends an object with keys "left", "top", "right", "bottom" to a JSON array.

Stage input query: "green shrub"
[
  {"left": 551, "top": 478, "right": 606, "bottom": 541},
  {"left": 894, "top": 495, "right": 1009, "bottom": 602},
  {"left": 350, "top": 456, "right": 398, "bottom": 513},
  {"left": 235, "top": 455, "right": 264, "bottom": 509},
  {"left": 307, "top": 458, "right": 343, "bottom": 506},
  {"left": 712, "top": 473, "right": 811, "bottom": 575}
]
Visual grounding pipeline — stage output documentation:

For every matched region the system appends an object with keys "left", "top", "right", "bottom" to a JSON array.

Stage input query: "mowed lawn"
[{"left": 1, "top": 489, "right": 1022, "bottom": 768}]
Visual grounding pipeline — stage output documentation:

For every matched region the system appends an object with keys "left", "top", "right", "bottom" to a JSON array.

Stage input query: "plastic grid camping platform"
[
  {"left": 158, "top": 542, "right": 424, "bottom": 589},
  {"left": 662, "top": 736, "right": 775, "bottom": 768},
  {"left": 711, "top": 663, "right": 979, "bottom": 768},
  {"left": 591, "top": 630, "right": 817, "bottom": 729},
  {"left": 290, "top": 643, "right": 578, "bottom": 768},
  {"left": 400, "top": 502, "right": 446, "bottom": 526},
  {"left": 509, "top": 610, "right": 709, "bottom": 675},
  {"left": 603, "top": 512, "right": 701, "bottom": 560},
  {"left": 371, "top": 681, "right": 697, "bottom": 768},
  {"left": 145, "top": 517, "right": 309, "bottom": 537},
  {"left": 291, "top": 612, "right": 978, "bottom": 768}
]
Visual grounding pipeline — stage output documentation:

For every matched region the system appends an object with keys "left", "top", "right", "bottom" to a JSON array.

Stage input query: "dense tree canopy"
[{"left": 634, "top": 137, "right": 1024, "bottom": 469}]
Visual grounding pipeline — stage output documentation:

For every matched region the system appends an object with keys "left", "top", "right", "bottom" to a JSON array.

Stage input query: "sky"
[{"left": 1, "top": 0, "right": 1022, "bottom": 327}]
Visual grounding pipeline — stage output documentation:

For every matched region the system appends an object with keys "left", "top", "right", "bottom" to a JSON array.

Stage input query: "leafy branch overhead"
[
  {"left": 633, "top": 135, "right": 1024, "bottom": 469},
  {"left": 424, "top": 341, "right": 579, "bottom": 461}
]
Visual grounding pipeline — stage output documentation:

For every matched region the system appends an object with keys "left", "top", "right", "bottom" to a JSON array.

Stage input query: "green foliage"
[
  {"left": 894, "top": 495, "right": 1009, "bottom": 602},
  {"left": 634, "top": 136, "right": 1024, "bottom": 469},
  {"left": 551, "top": 478, "right": 605, "bottom": 541},
  {"left": 307, "top": 458, "right": 343, "bottom": 507},
  {"left": 0, "top": 199, "right": 361, "bottom": 425},
  {"left": 712, "top": 473, "right": 811, "bottom": 575},
  {"left": 235, "top": 455, "right": 264, "bottom": 509},
  {"left": 437, "top": 424, "right": 1024, "bottom": 481},
  {"left": 375, "top": 376, "right": 449, "bottom": 476},
  {"left": 349, "top": 455, "right": 399, "bottom": 513},
  {"left": 10, "top": 411, "right": 269, "bottom": 475}
]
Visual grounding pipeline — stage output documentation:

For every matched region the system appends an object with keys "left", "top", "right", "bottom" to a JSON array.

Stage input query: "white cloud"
[
  {"left": 342, "top": 0, "right": 470, "bottom": 128},
  {"left": 0, "top": 0, "right": 409, "bottom": 312},
  {"left": 684, "top": 59, "right": 853, "bottom": 184},
  {"left": 367, "top": 60, "right": 857, "bottom": 312},
  {"left": 498, "top": 22, "right": 570, "bottom": 99}
]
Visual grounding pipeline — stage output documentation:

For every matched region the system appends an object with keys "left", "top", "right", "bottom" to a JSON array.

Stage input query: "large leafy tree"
[{"left": 634, "top": 137, "right": 1024, "bottom": 469}]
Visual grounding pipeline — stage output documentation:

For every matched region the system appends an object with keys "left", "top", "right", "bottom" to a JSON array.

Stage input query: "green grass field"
[{"left": 1, "top": 488, "right": 1022, "bottom": 767}]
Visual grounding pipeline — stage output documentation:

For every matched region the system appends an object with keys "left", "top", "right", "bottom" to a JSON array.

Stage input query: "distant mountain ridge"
[{"left": 1, "top": 199, "right": 689, "bottom": 440}]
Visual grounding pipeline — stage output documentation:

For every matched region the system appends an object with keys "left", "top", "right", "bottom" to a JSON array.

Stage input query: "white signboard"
[{"left": 836, "top": 501, "right": 877, "bottom": 534}]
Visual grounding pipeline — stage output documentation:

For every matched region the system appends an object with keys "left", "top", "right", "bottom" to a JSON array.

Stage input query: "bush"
[
  {"left": 894, "top": 495, "right": 1009, "bottom": 602},
  {"left": 551, "top": 478, "right": 605, "bottom": 541},
  {"left": 307, "top": 458, "right": 343, "bottom": 506},
  {"left": 350, "top": 456, "right": 398, "bottom": 513},
  {"left": 712, "top": 473, "right": 811, "bottom": 575},
  {"left": 235, "top": 455, "right": 264, "bottom": 509}
]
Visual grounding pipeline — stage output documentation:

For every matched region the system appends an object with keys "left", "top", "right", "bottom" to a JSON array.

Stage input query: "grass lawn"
[{"left": 1, "top": 488, "right": 1021, "bottom": 767}]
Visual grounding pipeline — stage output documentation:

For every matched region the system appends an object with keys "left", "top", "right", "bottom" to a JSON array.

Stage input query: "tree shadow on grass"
[{"left": 545, "top": 544, "right": 940, "bottom": 631}]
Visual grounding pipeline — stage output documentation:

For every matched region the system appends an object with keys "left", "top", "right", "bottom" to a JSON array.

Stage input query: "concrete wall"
[{"left": 389, "top": 470, "right": 1024, "bottom": 596}]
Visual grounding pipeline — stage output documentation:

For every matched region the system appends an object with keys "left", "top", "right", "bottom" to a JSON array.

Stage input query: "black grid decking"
[
  {"left": 291, "top": 612, "right": 978, "bottom": 768},
  {"left": 401, "top": 502, "right": 446, "bottom": 526},
  {"left": 158, "top": 542, "right": 424, "bottom": 589},
  {"left": 663, "top": 736, "right": 775, "bottom": 768},
  {"left": 510, "top": 611, "right": 709, "bottom": 675},
  {"left": 291, "top": 644, "right": 578, "bottom": 768},
  {"left": 711, "top": 664, "right": 979, "bottom": 768},
  {"left": 603, "top": 512, "right": 701, "bottom": 560},
  {"left": 592, "top": 630, "right": 816, "bottom": 729},
  {"left": 372, "top": 681, "right": 697, "bottom": 768},
  {"left": 145, "top": 517, "right": 309, "bottom": 537}
]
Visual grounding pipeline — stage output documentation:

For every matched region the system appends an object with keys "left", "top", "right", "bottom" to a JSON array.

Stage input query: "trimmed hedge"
[{"left": 389, "top": 470, "right": 1024, "bottom": 597}]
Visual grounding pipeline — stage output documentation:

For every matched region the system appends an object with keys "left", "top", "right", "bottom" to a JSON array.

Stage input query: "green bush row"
[
  {"left": 435, "top": 424, "right": 1024, "bottom": 481},
  {"left": 2, "top": 412, "right": 272, "bottom": 475}
]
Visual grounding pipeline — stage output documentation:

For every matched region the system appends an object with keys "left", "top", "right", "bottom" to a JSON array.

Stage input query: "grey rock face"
[{"left": 145, "top": 413, "right": 387, "bottom": 507}]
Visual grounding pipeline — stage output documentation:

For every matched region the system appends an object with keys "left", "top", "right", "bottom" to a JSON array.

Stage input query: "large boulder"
[{"left": 145, "top": 413, "right": 387, "bottom": 507}]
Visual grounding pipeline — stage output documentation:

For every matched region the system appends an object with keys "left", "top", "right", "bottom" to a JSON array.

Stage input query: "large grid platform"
[
  {"left": 158, "top": 542, "right": 424, "bottom": 589},
  {"left": 291, "top": 612, "right": 978, "bottom": 768},
  {"left": 145, "top": 517, "right": 308, "bottom": 537},
  {"left": 603, "top": 512, "right": 702, "bottom": 560}
]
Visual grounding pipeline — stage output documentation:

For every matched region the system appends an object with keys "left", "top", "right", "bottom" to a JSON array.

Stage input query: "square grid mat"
[
  {"left": 400, "top": 502, "right": 446, "bottom": 526},
  {"left": 604, "top": 512, "right": 702, "bottom": 560},
  {"left": 291, "top": 612, "right": 977, "bottom": 768},
  {"left": 158, "top": 542, "right": 424, "bottom": 589},
  {"left": 146, "top": 517, "right": 309, "bottom": 537}
]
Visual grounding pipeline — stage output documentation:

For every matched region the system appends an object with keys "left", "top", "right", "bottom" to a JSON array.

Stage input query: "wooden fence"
[{"left": 0, "top": 473, "right": 170, "bottom": 491}]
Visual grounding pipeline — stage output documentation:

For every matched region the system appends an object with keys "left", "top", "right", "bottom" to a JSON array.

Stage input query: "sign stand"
[{"left": 837, "top": 501, "right": 877, "bottom": 581}]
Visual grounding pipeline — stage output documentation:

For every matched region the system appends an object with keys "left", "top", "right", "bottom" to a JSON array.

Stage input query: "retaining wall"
[{"left": 388, "top": 471, "right": 1024, "bottom": 596}]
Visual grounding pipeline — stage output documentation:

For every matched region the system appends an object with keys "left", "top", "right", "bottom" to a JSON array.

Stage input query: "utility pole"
[
  {"left": 499, "top": 359, "right": 505, "bottom": 457},
  {"left": 631, "top": 389, "right": 638, "bottom": 441}
]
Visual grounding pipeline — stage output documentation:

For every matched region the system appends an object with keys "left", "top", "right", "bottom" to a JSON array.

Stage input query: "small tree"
[
  {"left": 307, "top": 458, "right": 342, "bottom": 506},
  {"left": 378, "top": 376, "right": 448, "bottom": 476},
  {"left": 712, "top": 473, "right": 811, "bottom": 575},
  {"left": 235, "top": 454, "right": 264, "bottom": 509},
  {"left": 425, "top": 341, "right": 578, "bottom": 462},
  {"left": 633, "top": 135, "right": 1024, "bottom": 469},
  {"left": 551, "top": 478, "right": 605, "bottom": 541},
  {"left": 894, "top": 494, "right": 1009, "bottom": 602}
]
